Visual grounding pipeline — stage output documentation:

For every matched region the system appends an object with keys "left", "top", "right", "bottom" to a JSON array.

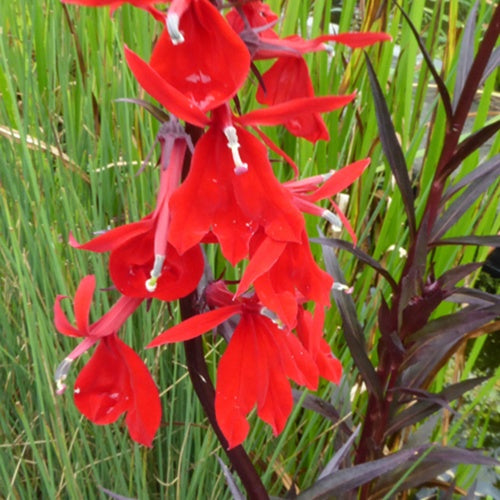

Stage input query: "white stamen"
[
  {"left": 54, "top": 357, "right": 73, "bottom": 395},
  {"left": 322, "top": 209, "right": 342, "bottom": 232},
  {"left": 166, "top": 13, "right": 185, "bottom": 45},
  {"left": 145, "top": 254, "right": 165, "bottom": 292},
  {"left": 224, "top": 126, "right": 248, "bottom": 174},
  {"left": 321, "top": 170, "right": 335, "bottom": 182},
  {"left": 387, "top": 244, "right": 408, "bottom": 258},
  {"left": 260, "top": 307, "right": 285, "bottom": 329},
  {"left": 332, "top": 282, "right": 354, "bottom": 294}
]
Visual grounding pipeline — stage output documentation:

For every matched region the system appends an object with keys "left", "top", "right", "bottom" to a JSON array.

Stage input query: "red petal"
[
  {"left": 116, "top": 338, "right": 162, "bottom": 447},
  {"left": 124, "top": 46, "right": 210, "bottom": 127},
  {"left": 54, "top": 295, "right": 84, "bottom": 337},
  {"left": 168, "top": 126, "right": 256, "bottom": 265},
  {"left": 215, "top": 316, "right": 261, "bottom": 448},
  {"left": 307, "top": 158, "right": 370, "bottom": 201},
  {"left": 316, "top": 339, "right": 343, "bottom": 384},
  {"left": 147, "top": 304, "right": 241, "bottom": 347},
  {"left": 256, "top": 57, "right": 329, "bottom": 142},
  {"left": 73, "top": 275, "right": 95, "bottom": 333},
  {"left": 255, "top": 327, "right": 293, "bottom": 436},
  {"left": 69, "top": 217, "right": 154, "bottom": 253},
  {"left": 74, "top": 336, "right": 131, "bottom": 425},
  {"left": 235, "top": 235, "right": 286, "bottom": 297},
  {"left": 238, "top": 93, "right": 356, "bottom": 127},
  {"left": 317, "top": 32, "right": 392, "bottom": 48},
  {"left": 151, "top": 0, "right": 250, "bottom": 113},
  {"left": 74, "top": 336, "right": 162, "bottom": 446}
]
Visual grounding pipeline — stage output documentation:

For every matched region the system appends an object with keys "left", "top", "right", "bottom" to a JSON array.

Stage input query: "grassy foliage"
[{"left": 0, "top": 0, "right": 498, "bottom": 498}]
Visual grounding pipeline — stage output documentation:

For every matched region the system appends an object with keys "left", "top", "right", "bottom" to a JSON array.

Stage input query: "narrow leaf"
[
  {"left": 216, "top": 457, "right": 245, "bottom": 500},
  {"left": 453, "top": 1, "right": 479, "bottom": 111},
  {"left": 437, "top": 262, "right": 483, "bottom": 290},
  {"left": 394, "top": 2, "right": 453, "bottom": 121},
  {"left": 431, "top": 168, "right": 499, "bottom": 241},
  {"left": 433, "top": 235, "right": 500, "bottom": 247},
  {"left": 364, "top": 53, "right": 416, "bottom": 239},
  {"left": 386, "top": 377, "right": 488, "bottom": 435},
  {"left": 442, "top": 154, "right": 500, "bottom": 202},
  {"left": 443, "top": 119, "right": 500, "bottom": 175},
  {"left": 298, "top": 446, "right": 430, "bottom": 499},
  {"left": 312, "top": 237, "right": 397, "bottom": 291},
  {"left": 320, "top": 233, "right": 383, "bottom": 399},
  {"left": 480, "top": 45, "right": 500, "bottom": 86},
  {"left": 318, "top": 425, "right": 361, "bottom": 479},
  {"left": 115, "top": 98, "right": 170, "bottom": 123}
]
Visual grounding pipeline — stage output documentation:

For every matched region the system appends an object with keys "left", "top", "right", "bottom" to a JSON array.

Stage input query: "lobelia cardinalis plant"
[
  {"left": 51, "top": 0, "right": 498, "bottom": 498},
  {"left": 54, "top": 0, "right": 390, "bottom": 496}
]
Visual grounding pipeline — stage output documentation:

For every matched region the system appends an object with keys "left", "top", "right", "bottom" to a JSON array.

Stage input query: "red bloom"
[
  {"left": 54, "top": 275, "right": 161, "bottom": 446},
  {"left": 70, "top": 133, "right": 204, "bottom": 301},
  {"left": 74, "top": 333, "right": 162, "bottom": 447},
  {"left": 256, "top": 56, "right": 330, "bottom": 142},
  {"left": 124, "top": 0, "right": 250, "bottom": 122},
  {"left": 227, "top": 1, "right": 392, "bottom": 60},
  {"left": 147, "top": 281, "right": 335, "bottom": 448},
  {"left": 167, "top": 106, "right": 305, "bottom": 265},
  {"left": 236, "top": 229, "right": 333, "bottom": 329}
]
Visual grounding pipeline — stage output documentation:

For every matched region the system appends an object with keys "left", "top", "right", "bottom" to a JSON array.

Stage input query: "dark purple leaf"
[
  {"left": 364, "top": 53, "right": 416, "bottom": 239},
  {"left": 297, "top": 446, "right": 431, "bottom": 499},
  {"left": 442, "top": 154, "right": 500, "bottom": 202},
  {"left": 447, "top": 287, "right": 500, "bottom": 307},
  {"left": 394, "top": 2, "right": 453, "bottom": 121},
  {"left": 318, "top": 426, "right": 361, "bottom": 479},
  {"left": 292, "top": 389, "right": 352, "bottom": 437},
  {"left": 453, "top": 1, "right": 479, "bottom": 111},
  {"left": 115, "top": 98, "right": 170, "bottom": 123},
  {"left": 480, "top": 45, "right": 500, "bottom": 86},
  {"left": 386, "top": 377, "right": 488, "bottom": 435},
  {"left": 311, "top": 237, "right": 397, "bottom": 290},
  {"left": 320, "top": 233, "right": 383, "bottom": 399},
  {"left": 437, "top": 262, "right": 483, "bottom": 290},
  {"left": 433, "top": 235, "right": 500, "bottom": 247},
  {"left": 216, "top": 457, "right": 245, "bottom": 500},
  {"left": 431, "top": 167, "right": 499, "bottom": 241},
  {"left": 401, "top": 306, "right": 500, "bottom": 388},
  {"left": 373, "top": 446, "right": 499, "bottom": 497},
  {"left": 442, "top": 119, "right": 500, "bottom": 176}
]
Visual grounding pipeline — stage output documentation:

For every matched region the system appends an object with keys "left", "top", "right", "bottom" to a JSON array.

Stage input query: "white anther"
[
  {"left": 322, "top": 209, "right": 342, "bottom": 232},
  {"left": 166, "top": 13, "right": 185, "bottom": 45},
  {"left": 224, "top": 126, "right": 248, "bottom": 174},
  {"left": 54, "top": 357, "right": 73, "bottom": 395},
  {"left": 145, "top": 254, "right": 165, "bottom": 292}
]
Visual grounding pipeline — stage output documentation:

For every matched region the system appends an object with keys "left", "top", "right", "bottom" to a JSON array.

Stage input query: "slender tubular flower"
[
  {"left": 167, "top": 105, "right": 305, "bottom": 265},
  {"left": 54, "top": 275, "right": 161, "bottom": 447},
  {"left": 70, "top": 127, "right": 204, "bottom": 301},
  {"left": 127, "top": 0, "right": 251, "bottom": 119},
  {"left": 147, "top": 281, "right": 341, "bottom": 448}
]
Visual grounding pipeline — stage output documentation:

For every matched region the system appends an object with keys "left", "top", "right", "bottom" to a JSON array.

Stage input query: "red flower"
[
  {"left": 147, "top": 281, "right": 339, "bottom": 448},
  {"left": 70, "top": 133, "right": 204, "bottom": 301},
  {"left": 256, "top": 56, "right": 330, "bottom": 142},
  {"left": 54, "top": 275, "right": 161, "bottom": 446},
  {"left": 167, "top": 106, "right": 305, "bottom": 265},
  {"left": 74, "top": 334, "right": 162, "bottom": 447},
  {"left": 236, "top": 229, "right": 334, "bottom": 329},
  {"left": 124, "top": 0, "right": 250, "bottom": 123},
  {"left": 227, "top": 1, "right": 392, "bottom": 60}
]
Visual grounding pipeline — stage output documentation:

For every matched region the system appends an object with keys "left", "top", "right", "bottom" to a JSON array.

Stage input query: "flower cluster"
[{"left": 55, "top": 0, "right": 389, "bottom": 448}]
